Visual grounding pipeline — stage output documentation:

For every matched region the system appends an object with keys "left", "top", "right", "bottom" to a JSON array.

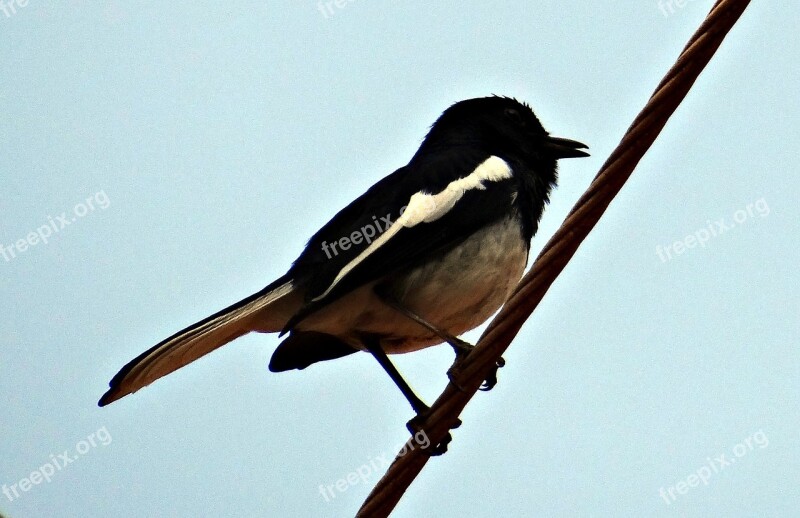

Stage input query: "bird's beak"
[{"left": 540, "top": 136, "right": 590, "bottom": 159}]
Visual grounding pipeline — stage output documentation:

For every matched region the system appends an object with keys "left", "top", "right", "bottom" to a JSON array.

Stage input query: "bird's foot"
[
  {"left": 448, "top": 336, "right": 476, "bottom": 359},
  {"left": 448, "top": 339, "right": 505, "bottom": 392},
  {"left": 477, "top": 356, "right": 505, "bottom": 391},
  {"left": 406, "top": 411, "right": 461, "bottom": 456}
]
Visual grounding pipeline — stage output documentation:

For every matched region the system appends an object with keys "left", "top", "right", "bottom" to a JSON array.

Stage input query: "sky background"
[{"left": 2, "top": 1, "right": 798, "bottom": 517}]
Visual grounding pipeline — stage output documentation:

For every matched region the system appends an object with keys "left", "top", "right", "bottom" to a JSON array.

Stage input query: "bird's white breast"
[
  {"left": 382, "top": 215, "right": 528, "bottom": 352},
  {"left": 297, "top": 215, "right": 529, "bottom": 353}
]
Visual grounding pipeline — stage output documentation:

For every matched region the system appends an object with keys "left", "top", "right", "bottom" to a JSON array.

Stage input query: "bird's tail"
[{"left": 99, "top": 275, "right": 297, "bottom": 406}]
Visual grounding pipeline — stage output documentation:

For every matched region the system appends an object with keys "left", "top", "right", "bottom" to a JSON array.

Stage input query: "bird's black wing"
[{"left": 284, "top": 148, "right": 521, "bottom": 331}]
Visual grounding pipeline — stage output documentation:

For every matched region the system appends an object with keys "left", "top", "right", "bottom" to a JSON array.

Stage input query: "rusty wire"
[{"left": 356, "top": 0, "right": 752, "bottom": 515}]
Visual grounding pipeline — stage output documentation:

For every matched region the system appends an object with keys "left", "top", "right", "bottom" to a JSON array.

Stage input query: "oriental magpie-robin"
[{"left": 99, "top": 96, "right": 588, "bottom": 422}]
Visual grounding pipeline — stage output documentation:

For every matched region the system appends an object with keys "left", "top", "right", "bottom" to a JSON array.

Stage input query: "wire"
[{"left": 357, "top": 1, "right": 752, "bottom": 515}]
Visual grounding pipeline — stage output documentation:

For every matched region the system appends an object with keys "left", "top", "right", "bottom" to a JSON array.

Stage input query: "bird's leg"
[
  {"left": 362, "top": 335, "right": 454, "bottom": 455},
  {"left": 374, "top": 287, "right": 504, "bottom": 391},
  {"left": 362, "top": 336, "right": 428, "bottom": 415}
]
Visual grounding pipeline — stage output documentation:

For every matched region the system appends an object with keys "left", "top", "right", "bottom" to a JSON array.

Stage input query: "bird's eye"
[{"left": 504, "top": 108, "right": 525, "bottom": 126}]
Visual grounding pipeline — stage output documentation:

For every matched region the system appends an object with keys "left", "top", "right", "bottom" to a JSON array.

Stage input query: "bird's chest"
[
  {"left": 386, "top": 215, "right": 529, "bottom": 348},
  {"left": 299, "top": 216, "right": 530, "bottom": 353}
]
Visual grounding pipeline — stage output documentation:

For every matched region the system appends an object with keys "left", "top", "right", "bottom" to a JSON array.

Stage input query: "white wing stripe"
[{"left": 312, "top": 156, "right": 512, "bottom": 301}]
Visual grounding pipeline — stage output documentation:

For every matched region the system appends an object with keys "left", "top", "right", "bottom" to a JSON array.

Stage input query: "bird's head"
[{"left": 417, "top": 96, "right": 589, "bottom": 167}]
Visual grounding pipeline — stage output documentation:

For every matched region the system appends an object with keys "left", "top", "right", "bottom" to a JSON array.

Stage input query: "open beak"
[{"left": 540, "top": 136, "right": 590, "bottom": 159}]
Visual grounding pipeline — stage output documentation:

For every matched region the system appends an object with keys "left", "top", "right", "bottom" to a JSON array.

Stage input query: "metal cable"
[{"left": 357, "top": 1, "right": 752, "bottom": 515}]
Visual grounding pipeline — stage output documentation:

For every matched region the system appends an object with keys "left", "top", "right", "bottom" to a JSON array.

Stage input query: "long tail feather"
[{"left": 99, "top": 276, "right": 296, "bottom": 406}]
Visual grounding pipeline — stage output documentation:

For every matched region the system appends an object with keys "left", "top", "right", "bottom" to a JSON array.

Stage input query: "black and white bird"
[{"left": 99, "top": 96, "right": 588, "bottom": 415}]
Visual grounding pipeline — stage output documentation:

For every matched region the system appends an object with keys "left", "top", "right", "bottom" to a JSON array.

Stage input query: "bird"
[{"left": 98, "top": 96, "right": 588, "bottom": 424}]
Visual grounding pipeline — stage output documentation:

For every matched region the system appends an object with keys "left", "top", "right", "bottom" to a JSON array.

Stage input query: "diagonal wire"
[{"left": 357, "top": 0, "right": 752, "bottom": 516}]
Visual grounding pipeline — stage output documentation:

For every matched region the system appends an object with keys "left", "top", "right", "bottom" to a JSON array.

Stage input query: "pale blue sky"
[{"left": 2, "top": 1, "right": 798, "bottom": 517}]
